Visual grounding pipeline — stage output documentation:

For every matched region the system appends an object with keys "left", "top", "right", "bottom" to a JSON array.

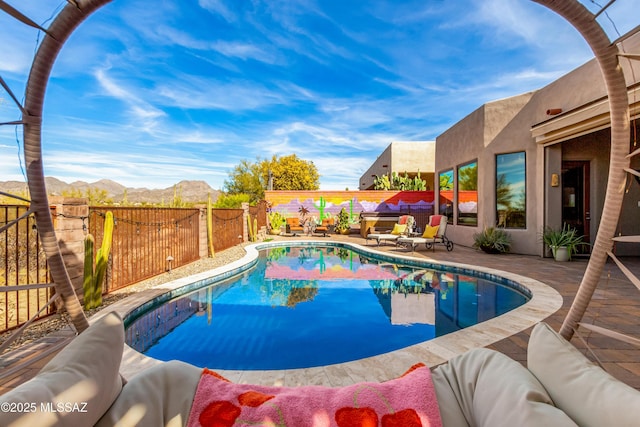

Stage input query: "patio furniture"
[
  {"left": 314, "top": 217, "right": 334, "bottom": 236},
  {"left": 285, "top": 217, "right": 305, "bottom": 236},
  {"left": 397, "top": 215, "right": 454, "bottom": 252},
  {"left": 359, "top": 212, "right": 408, "bottom": 237},
  {"left": 366, "top": 215, "right": 415, "bottom": 246}
]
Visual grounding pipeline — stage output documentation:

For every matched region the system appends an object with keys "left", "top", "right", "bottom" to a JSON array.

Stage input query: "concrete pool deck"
[{"left": 2, "top": 236, "right": 640, "bottom": 393}]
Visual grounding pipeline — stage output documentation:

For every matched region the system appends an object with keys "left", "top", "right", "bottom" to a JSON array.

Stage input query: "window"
[
  {"left": 496, "top": 152, "right": 526, "bottom": 228},
  {"left": 457, "top": 161, "right": 477, "bottom": 226},
  {"left": 438, "top": 169, "right": 454, "bottom": 223}
]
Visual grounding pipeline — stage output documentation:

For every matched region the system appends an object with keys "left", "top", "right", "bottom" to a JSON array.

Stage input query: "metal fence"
[
  {"left": 89, "top": 207, "right": 201, "bottom": 293},
  {"left": 249, "top": 200, "right": 268, "bottom": 230},
  {"left": 209, "top": 208, "right": 245, "bottom": 252},
  {"left": 1, "top": 205, "right": 53, "bottom": 332},
  {"left": 0, "top": 201, "right": 266, "bottom": 333}
]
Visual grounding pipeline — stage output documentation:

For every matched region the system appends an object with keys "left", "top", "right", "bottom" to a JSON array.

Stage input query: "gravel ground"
[{"left": 0, "top": 244, "right": 250, "bottom": 354}]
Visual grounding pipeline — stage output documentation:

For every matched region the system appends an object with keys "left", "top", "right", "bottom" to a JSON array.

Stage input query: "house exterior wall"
[
  {"left": 434, "top": 29, "right": 640, "bottom": 256},
  {"left": 436, "top": 93, "right": 538, "bottom": 254},
  {"left": 360, "top": 141, "right": 435, "bottom": 189}
]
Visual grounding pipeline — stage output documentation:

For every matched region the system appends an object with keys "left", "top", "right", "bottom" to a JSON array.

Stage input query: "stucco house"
[
  {"left": 434, "top": 29, "right": 640, "bottom": 256},
  {"left": 359, "top": 141, "right": 436, "bottom": 190}
]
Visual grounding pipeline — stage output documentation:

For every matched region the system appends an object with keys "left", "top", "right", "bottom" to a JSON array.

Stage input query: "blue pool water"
[{"left": 125, "top": 245, "right": 528, "bottom": 370}]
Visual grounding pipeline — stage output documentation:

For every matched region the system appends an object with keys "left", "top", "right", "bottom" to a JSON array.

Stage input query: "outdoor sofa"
[
  {"left": 285, "top": 217, "right": 334, "bottom": 236},
  {"left": 2, "top": 311, "right": 639, "bottom": 426},
  {"left": 359, "top": 212, "right": 407, "bottom": 238}
]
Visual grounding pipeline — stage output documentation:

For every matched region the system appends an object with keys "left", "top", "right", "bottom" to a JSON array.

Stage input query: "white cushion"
[
  {"left": 0, "top": 311, "right": 124, "bottom": 427},
  {"left": 96, "top": 360, "right": 201, "bottom": 427},
  {"left": 431, "top": 347, "right": 578, "bottom": 427},
  {"left": 528, "top": 322, "right": 640, "bottom": 427}
]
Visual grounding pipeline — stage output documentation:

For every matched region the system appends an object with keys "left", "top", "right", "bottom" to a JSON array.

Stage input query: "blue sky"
[{"left": 0, "top": 1, "right": 636, "bottom": 190}]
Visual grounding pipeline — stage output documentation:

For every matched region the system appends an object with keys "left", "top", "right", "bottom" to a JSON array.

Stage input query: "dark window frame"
[
  {"left": 495, "top": 151, "right": 526, "bottom": 229},
  {"left": 456, "top": 159, "right": 478, "bottom": 227}
]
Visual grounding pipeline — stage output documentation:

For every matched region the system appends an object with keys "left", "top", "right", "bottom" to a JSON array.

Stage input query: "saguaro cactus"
[
  {"left": 247, "top": 214, "right": 257, "bottom": 242},
  {"left": 83, "top": 211, "right": 113, "bottom": 310}
]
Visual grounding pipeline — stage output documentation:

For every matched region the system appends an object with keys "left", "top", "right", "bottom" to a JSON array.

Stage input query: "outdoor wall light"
[
  {"left": 551, "top": 173, "right": 560, "bottom": 187},
  {"left": 166, "top": 255, "right": 174, "bottom": 273}
]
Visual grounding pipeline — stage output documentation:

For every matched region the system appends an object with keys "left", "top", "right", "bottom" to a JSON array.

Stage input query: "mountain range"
[{"left": 0, "top": 177, "right": 220, "bottom": 205}]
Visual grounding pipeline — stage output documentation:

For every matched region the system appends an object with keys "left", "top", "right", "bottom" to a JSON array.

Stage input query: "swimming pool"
[{"left": 125, "top": 243, "right": 529, "bottom": 370}]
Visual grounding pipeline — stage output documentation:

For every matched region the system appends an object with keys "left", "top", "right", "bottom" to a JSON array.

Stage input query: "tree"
[
  {"left": 458, "top": 162, "right": 478, "bottom": 191},
  {"left": 439, "top": 173, "right": 453, "bottom": 191},
  {"left": 223, "top": 159, "right": 264, "bottom": 202},
  {"left": 224, "top": 154, "right": 319, "bottom": 203},
  {"left": 265, "top": 154, "right": 319, "bottom": 191},
  {"left": 496, "top": 174, "right": 514, "bottom": 212},
  {"left": 214, "top": 193, "right": 251, "bottom": 208}
]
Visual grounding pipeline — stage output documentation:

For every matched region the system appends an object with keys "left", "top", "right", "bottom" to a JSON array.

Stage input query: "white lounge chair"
[
  {"left": 365, "top": 215, "right": 414, "bottom": 246},
  {"left": 397, "top": 215, "right": 454, "bottom": 252}
]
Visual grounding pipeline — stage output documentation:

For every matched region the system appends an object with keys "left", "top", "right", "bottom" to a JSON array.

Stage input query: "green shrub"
[
  {"left": 213, "top": 193, "right": 251, "bottom": 208},
  {"left": 473, "top": 227, "right": 512, "bottom": 254},
  {"left": 540, "top": 224, "right": 588, "bottom": 260}
]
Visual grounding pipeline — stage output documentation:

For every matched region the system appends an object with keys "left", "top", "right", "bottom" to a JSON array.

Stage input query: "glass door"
[{"left": 561, "top": 161, "right": 591, "bottom": 254}]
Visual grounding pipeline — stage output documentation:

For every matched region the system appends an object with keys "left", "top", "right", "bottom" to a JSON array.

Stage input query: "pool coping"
[{"left": 94, "top": 240, "right": 563, "bottom": 386}]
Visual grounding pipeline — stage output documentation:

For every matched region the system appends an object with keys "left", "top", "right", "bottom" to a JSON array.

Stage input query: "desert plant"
[
  {"left": 473, "top": 227, "right": 512, "bottom": 254},
  {"left": 247, "top": 214, "right": 258, "bottom": 242},
  {"left": 214, "top": 193, "right": 251, "bottom": 209},
  {"left": 540, "top": 224, "right": 588, "bottom": 261},
  {"left": 335, "top": 208, "right": 350, "bottom": 234},
  {"left": 373, "top": 171, "right": 427, "bottom": 190},
  {"left": 268, "top": 211, "right": 286, "bottom": 232},
  {"left": 83, "top": 211, "right": 114, "bottom": 309}
]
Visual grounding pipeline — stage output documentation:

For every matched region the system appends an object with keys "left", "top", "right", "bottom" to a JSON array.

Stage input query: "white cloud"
[
  {"left": 154, "top": 76, "right": 285, "bottom": 111},
  {"left": 94, "top": 67, "right": 166, "bottom": 129},
  {"left": 198, "top": 0, "right": 237, "bottom": 23}
]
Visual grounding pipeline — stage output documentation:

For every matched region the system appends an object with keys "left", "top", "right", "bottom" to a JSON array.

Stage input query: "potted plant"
[
  {"left": 335, "top": 208, "right": 351, "bottom": 235},
  {"left": 472, "top": 227, "right": 512, "bottom": 254},
  {"left": 540, "top": 224, "right": 587, "bottom": 261},
  {"left": 268, "top": 211, "right": 286, "bottom": 235}
]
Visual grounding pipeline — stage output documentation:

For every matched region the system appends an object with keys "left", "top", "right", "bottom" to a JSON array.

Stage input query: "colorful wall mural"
[{"left": 265, "top": 190, "right": 435, "bottom": 223}]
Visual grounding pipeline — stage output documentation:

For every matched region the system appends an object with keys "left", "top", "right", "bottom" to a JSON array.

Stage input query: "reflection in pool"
[{"left": 126, "top": 245, "right": 528, "bottom": 370}]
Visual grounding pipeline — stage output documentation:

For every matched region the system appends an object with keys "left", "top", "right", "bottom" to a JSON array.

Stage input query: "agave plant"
[
  {"left": 540, "top": 224, "right": 588, "bottom": 261},
  {"left": 473, "top": 227, "right": 512, "bottom": 254}
]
